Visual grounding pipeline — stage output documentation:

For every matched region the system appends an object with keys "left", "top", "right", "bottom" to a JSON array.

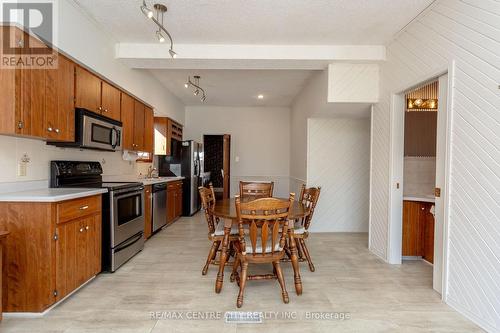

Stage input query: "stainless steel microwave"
[{"left": 48, "top": 109, "right": 122, "bottom": 151}]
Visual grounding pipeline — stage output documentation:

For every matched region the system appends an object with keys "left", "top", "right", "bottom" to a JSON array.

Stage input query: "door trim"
[{"left": 385, "top": 63, "right": 454, "bottom": 300}]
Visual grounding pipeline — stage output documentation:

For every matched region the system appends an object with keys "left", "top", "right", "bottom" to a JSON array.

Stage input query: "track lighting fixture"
[
  {"left": 184, "top": 76, "right": 207, "bottom": 102},
  {"left": 140, "top": 1, "right": 177, "bottom": 58}
]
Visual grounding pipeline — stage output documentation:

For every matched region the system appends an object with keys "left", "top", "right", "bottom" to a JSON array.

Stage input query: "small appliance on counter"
[
  {"left": 47, "top": 109, "right": 122, "bottom": 151},
  {"left": 158, "top": 140, "right": 203, "bottom": 216},
  {"left": 50, "top": 160, "right": 144, "bottom": 272}
]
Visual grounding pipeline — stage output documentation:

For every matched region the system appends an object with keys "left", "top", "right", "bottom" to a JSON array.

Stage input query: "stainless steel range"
[{"left": 51, "top": 161, "right": 144, "bottom": 272}]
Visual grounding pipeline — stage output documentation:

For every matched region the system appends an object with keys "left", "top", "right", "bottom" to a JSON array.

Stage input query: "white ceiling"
[
  {"left": 150, "top": 69, "right": 314, "bottom": 106},
  {"left": 74, "top": 0, "right": 434, "bottom": 45}
]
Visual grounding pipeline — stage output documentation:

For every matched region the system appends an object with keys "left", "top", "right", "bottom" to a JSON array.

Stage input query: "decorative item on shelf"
[
  {"left": 184, "top": 75, "right": 207, "bottom": 102},
  {"left": 140, "top": 1, "right": 177, "bottom": 58},
  {"left": 407, "top": 98, "right": 438, "bottom": 111}
]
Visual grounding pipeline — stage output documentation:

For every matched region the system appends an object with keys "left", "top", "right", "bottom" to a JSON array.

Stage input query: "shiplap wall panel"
[
  {"left": 307, "top": 118, "right": 370, "bottom": 232},
  {"left": 370, "top": 0, "right": 500, "bottom": 330}
]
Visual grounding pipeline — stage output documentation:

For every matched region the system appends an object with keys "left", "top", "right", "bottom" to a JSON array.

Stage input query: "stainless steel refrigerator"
[{"left": 181, "top": 140, "right": 203, "bottom": 216}]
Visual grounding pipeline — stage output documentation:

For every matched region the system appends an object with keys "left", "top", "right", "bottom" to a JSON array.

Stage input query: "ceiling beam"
[{"left": 115, "top": 43, "right": 386, "bottom": 70}]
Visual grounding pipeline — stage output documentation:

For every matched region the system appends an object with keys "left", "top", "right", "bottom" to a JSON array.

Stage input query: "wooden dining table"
[{"left": 212, "top": 198, "right": 310, "bottom": 295}]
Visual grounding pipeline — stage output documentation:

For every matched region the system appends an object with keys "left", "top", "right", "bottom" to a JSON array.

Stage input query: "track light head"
[
  {"left": 184, "top": 83, "right": 189, "bottom": 88},
  {"left": 141, "top": 1, "right": 154, "bottom": 18},
  {"left": 169, "top": 49, "right": 177, "bottom": 58},
  {"left": 156, "top": 31, "right": 165, "bottom": 43}
]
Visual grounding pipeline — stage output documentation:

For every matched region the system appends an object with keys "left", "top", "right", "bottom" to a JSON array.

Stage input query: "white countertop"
[
  {"left": 403, "top": 195, "right": 435, "bottom": 203},
  {"left": 103, "top": 175, "right": 184, "bottom": 186},
  {"left": 140, "top": 177, "right": 184, "bottom": 186},
  {"left": 0, "top": 188, "right": 108, "bottom": 203}
]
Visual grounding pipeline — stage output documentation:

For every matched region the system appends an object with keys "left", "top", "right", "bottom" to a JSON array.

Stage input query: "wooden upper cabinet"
[
  {"left": 45, "top": 55, "right": 75, "bottom": 142},
  {"left": 101, "top": 81, "right": 121, "bottom": 122},
  {"left": 0, "top": 28, "right": 73, "bottom": 141},
  {"left": 75, "top": 67, "right": 101, "bottom": 114},
  {"left": 133, "top": 100, "right": 145, "bottom": 151},
  {"left": 121, "top": 93, "right": 135, "bottom": 151},
  {"left": 143, "top": 106, "right": 154, "bottom": 154},
  {"left": 154, "top": 117, "right": 168, "bottom": 155},
  {"left": 154, "top": 117, "right": 183, "bottom": 156}
]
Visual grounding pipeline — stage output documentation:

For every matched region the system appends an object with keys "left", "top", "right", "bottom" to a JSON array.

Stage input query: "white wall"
[
  {"left": 369, "top": 0, "right": 500, "bottom": 331},
  {"left": 184, "top": 106, "right": 291, "bottom": 197},
  {"left": 0, "top": 0, "right": 185, "bottom": 188},
  {"left": 307, "top": 118, "right": 370, "bottom": 232}
]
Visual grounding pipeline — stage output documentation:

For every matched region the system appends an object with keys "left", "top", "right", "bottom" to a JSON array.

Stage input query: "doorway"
[
  {"left": 388, "top": 72, "right": 451, "bottom": 297},
  {"left": 401, "top": 80, "right": 438, "bottom": 264},
  {"left": 203, "top": 134, "right": 231, "bottom": 199}
]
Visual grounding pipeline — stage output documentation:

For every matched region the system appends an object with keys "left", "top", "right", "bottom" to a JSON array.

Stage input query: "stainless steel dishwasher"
[{"left": 152, "top": 183, "right": 167, "bottom": 233}]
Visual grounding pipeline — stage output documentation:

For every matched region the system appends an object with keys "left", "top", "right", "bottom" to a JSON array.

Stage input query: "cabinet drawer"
[{"left": 57, "top": 195, "right": 101, "bottom": 223}]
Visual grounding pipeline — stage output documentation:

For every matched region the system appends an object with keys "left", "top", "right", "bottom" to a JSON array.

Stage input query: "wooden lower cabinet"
[
  {"left": 0, "top": 195, "right": 102, "bottom": 312},
  {"left": 144, "top": 185, "right": 153, "bottom": 239},
  {"left": 0, "top": 231, "right": 9, "bottom": 321},
  {"left": 167, "top": 181, "right": 183, "bottom": 224},
  {"left": 402, "top": 200, "right": 434, "bottom": 263}
]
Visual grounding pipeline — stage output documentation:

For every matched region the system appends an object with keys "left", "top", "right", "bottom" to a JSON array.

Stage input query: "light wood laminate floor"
[{"left": 2, "top": 213, "right": 481, "bottom": 332}]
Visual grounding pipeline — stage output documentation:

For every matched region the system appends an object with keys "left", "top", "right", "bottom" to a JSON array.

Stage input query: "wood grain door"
[
  {"left": 422, "top": 204, "right": 435, "bottom": 263},
  {"left": 175, "top": 184, "right": 183, "bottom": 218},
  {"left": 402, "top": 201, "right": 425, "bottom": 256},
  {"left": 144, "top": 186, "right": 153, "bottom": 239},
  {"left": 101, "top": 81, "right": 121, "bottom": 121},
  {"left": 45, "top": 55, "right": 75, "bottom": 142},
  {"left": 86, "top": 214, "right": 102, "bottom": 276},
  {"left": 121, "top": 93, "right": 135, "bottom": 150},
  {"left": 55, "top": 218, "right": 80, "bottom": 301},
  {"left": 167, "top": 187, "right": 176, "bottom": 223},
  {"left": 16, "top": 31, "right": 46, "bottom": 138},
  {"left": 133, "top": 100, "right": 145, "bottom": 151},
  {"left": 154, "top": 117, "right": 168, "bottom": 155},
  {"left": 222, "top": 134, "right": 231, "bottom": 198},
  {"left": 17, "top": 52, "right": 45, "bottom": 137},
  {"left": 143, "top": 106, "right": 154, "bottom": 154},
  {"left": 75, "top": 67, "right": 101, "bottom": 114}
]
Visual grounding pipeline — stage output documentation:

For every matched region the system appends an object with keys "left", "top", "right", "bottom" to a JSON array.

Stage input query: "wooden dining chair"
[
  {"left": 239, "top": 181, "right": 274, "bottom": 199},
  {"left": 231, "top": 193, "right": 294, "bottom": 308},
  {"left": 199, "top": 183, "right": 238, "bottom": 275},
  {"left": 293, "top": 184, "right": 321, "bottom": 272}
]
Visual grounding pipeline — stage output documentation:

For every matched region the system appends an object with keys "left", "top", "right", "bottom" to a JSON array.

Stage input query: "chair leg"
[
  {"left": 295, "top": 237, "right": 304, "bottom": 260},
  {"left": 237, "top": 261, "right": 248, "bottom": 308},
  {"left": 230, "top": 255, "right": 240, "bottom": 282},
  {"left": 273, "top": 261, "right": 289, "bottom": 304},
  {"left": 202, "top": 240, "right": 220, "bottom": 275},
  {"left": 300, "top": 239, "right": 315, "bottom": 272}
]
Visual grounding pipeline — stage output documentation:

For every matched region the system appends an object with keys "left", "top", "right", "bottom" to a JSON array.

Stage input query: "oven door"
[
  {"left": 111, "top": 188, "right": 144, "bottom": 247},
  {"left": 82, "top": 114, "right": 122, "bottom": 151}
]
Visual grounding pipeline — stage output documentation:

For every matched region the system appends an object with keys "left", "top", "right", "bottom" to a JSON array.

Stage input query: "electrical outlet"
[{"left": 18, "top": 162, "right": 27, "bottom": 177}]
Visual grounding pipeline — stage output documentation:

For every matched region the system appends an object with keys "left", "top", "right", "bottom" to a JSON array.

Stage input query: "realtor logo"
[{"left": 1, "top": 0, "right": 58, "bottom": 69}]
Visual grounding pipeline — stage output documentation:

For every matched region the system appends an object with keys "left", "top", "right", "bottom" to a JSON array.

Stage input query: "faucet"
[{"left": 147, "top": 165, "right": 157, "bottom": 178}]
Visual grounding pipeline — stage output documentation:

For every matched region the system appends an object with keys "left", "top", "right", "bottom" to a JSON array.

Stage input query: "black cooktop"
[{"left": 50, "top": 161, "right": 142, "bottom": 191}]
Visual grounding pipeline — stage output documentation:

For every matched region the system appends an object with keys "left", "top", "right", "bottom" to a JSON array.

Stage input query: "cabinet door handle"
[
  {"left": 104, "top": 109, "right": 108, "bottom": 113},
  {"left": 79, "top": 228, "right": 84, "bottom": 233},
  {"left": 98, "top": 106, "right": 102, "bottom": 111},
  {"left": 47, "top": 127, "right": 53, "bottom": 132},
  {"left": 79, "top": 205, "right": 89, "bottom": 210},
  {"left": 86, "top": 226, "right": 89, "bottom": 230},
  {"left": 17, "top": 121, "right": 24, "bottom": 129},
  {"left": 55, "top": 128, "right": 60, "bottom": 133}
]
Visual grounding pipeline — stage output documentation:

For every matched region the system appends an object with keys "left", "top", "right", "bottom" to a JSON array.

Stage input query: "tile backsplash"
[{"left": 403, "top": 156, "right": 436, "bottom": 197}]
